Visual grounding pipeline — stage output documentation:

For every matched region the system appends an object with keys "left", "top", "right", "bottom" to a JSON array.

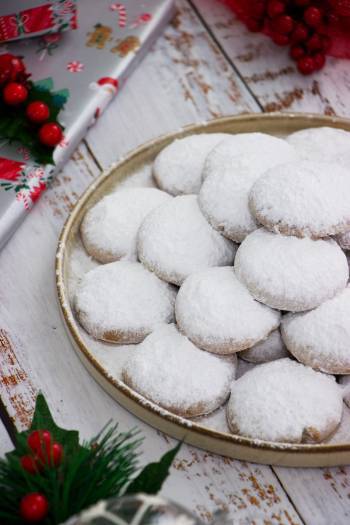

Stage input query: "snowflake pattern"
[{"left": 66, "top": 60, "right": 84, "bottom": 73}]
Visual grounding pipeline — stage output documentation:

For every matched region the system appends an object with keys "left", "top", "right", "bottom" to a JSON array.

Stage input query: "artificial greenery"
[
  {"left": 0, "top": 78, "right": 68, "bottom": 165},
  {"left": 0, "top": 394, "right": 180, "bottom": 525}
]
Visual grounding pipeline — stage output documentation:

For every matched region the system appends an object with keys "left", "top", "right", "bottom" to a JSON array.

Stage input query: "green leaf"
[
  {"left": 125, "top": 441, "right": 181, "bottom": 495},
  {"left": 33, "top": 78, "right": 54, "bottom": 91},
  {"left": 52, "top": 88, "right": 70, "bottom": 109},
  {"left": 11, "top": 393, "right": 81, "bottom": 460}
]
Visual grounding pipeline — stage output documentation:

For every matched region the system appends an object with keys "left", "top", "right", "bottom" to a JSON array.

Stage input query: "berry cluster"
[
  {"left": 19, "top": 430, "right": 63, "bottom": 522},
  {"left": 234, "top": 0, "right": 333, "bottom": 74},
  {"left": 0, "top": 53, "right": 63, "bottom": 147}
]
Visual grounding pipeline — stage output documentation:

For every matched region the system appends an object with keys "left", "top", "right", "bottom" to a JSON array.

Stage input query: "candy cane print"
[
  {"left": 110, "top": 3, "right": 127, "bottom": 28},
  {"left": 130, "top": 13, "right": 152, "bottom": 29}
]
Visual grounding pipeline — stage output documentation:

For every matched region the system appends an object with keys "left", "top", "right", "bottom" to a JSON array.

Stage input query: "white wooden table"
[{"left": 1, "top": 2, "right": 350, "bottom": 523}]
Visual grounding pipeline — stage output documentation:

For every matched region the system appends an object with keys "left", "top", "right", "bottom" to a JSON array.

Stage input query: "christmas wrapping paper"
[
  {"left": 0, "top": 0, "right": 175, "bottom": 248},
  {"left": 0, "top": 0, "right": 77, "bottom": 43}
]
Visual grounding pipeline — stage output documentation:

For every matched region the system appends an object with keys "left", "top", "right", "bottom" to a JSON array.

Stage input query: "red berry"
[
  {"left": 28, "top": 430, "right": 51, "bottom": 456},
  {"left": 274, "top": 14, "right": 294, "bottom": 34},
  {"left": 329, "top": 0, "right": 350, "bottom": 16},
  {"left": 307, "top": 33, "right": 323, "bottom": 52},
  {"left": 245, "top": 17, "right": 263, "bottom": 32},
  {"left": 290, "top": 44, "right": 305, "bottom": 61},
  {"left": 26, "top": 101, "right": 50, "bottom": 123},
  {"left": 20, "top": 493, "right": 48, "bottom": 522},
  {"left": 267, "top": 0, "right": 285, "bottom": 18},
  {"left": 250, "top": 1, "right": 265, "bottom": 17},
  {"left": 20, "top": 455, "right": 39, "bottom": 475},
  {"left": 9, "top": 57, "right": 26, "bottom": 80},
  {"left": 304, "top": 6, "right": 322, "bottom": 28},
  {"left": 291, "top": 22, "right": 309, "bottom": 43},
  {"left": 39, "top": 123, "right": 63, "bottom": 147},
  {"left": 272, "top": 32, "right": 290, "bottom": 46},
  {"left": 0, "top": 54, "right": 26, "bottom": 85},
  {"left": 328, "top": 12, "right": 340, "bottom": 25},
  {"left": 52, "top": 442, "right": 63, "bottom": 466},
  {"left": 295, "top": 0, "right": 310, "bottom": 5},
  {"left": 297, "top": 55, "right": 315, "bottom": 74},
  {"left": 3, "top": 82, "right": 28, "bottom": 105},
  {"left": 313, "top": 52, "right": 326, "bottom": 70}
]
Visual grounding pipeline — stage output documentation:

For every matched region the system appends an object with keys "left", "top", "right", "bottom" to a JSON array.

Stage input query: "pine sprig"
[{"left": 0, "top": 394, "right": 180, "bottom": 525}]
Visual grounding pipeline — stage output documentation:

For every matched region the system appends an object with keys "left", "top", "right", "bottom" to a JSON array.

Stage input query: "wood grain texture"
[{"left": 191, "top": 0, "right": 350, "bottom": 116}]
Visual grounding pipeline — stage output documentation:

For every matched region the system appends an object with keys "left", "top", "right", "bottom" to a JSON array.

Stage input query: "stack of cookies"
[{"left": 74, "top": 126, "right": 350, "bottom": 445}]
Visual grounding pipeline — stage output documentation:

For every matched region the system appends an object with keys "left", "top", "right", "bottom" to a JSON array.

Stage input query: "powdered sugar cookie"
[
  {"left": 234, "top": 228, "right": 348, "bottom": 312},
  {"left": 249, "top": 161, "right": 350, "bottom": 238},
  {"left": 287, "top": 127, "right": 350, "bottom": 162},
  {"left": 138, "top": 195, "right": 236, "bottom": 286},
  {"left": 227, "top": 358, "right": 343, "bottom": 443},
  {"left": 339, "top": 376, "right": 350, "bottom": 408},
  {"left": 175, "top": 267, "right": 280, "bottom": 354},
  {"left": 199, "top": 133, "right": 298, "bottom": 242},
  {"left": 153, "top": 133, "right": 228, "bottom": 195},
  {"left": 81, "top": 188, "right": 171, "bottom": 263},
  {"left": 239, "top": 329, "right": 288, "bottom": 364},
  {"left": 122, "top": 324, "right": 236, "bottom": 417},
  {"left": 282, "top": 287, "right": 350, "bottom": 374},
  {"left": 74, "top": 261, "right": 176, "bottom": 343},
  {"left": 337, "top": 231, "right": 350, "bottom": 251}
]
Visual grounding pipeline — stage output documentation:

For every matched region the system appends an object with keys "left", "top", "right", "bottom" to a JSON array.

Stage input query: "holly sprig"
[
  {"left": 0, "top": 78, "right": 69, "bottom": 165},
  {"left": 0, "top": 394, "right": 180, "bottom": 524}
]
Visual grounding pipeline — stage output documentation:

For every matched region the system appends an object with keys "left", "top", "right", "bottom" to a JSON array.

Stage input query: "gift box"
[
  {"left": 0, "top": 0, "right": 78, "bottom": 43},
  {"left": 0, "top": 0, "right": 175, "bottom": 248}
]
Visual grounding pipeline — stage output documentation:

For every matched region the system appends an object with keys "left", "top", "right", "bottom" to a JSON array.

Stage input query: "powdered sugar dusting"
[
  {"left": 74, "top": 261, "right": 176, "bottom": 342},
  {"left": 192, "top": 402, "right": 230, "bottom": 433},
  {"left": 62, "top": 127, "right": 350, "bottom": 445},
  {"left": 287, "top": 127, "right": 350, "bottom": 163},
  {"left": 138, "top": 195, "right": 236, "bottom": 286},
  {"left": 67, "top": 241, "right": 99, "bottom": 302},
  {"left": 118, "top": 163, "right": 156, "bottom": 189},
  {"left": 175, "top": 267, "right": 280, "bottom": 354},
  {"left": 250, "top": 161, "right": 350, "bottom": 238},
  {"left": 153, "top": 133, "right": 229, "bottom": 195},
  {"left": 81, "top": 188, "right": 171, "bottom": 263},
  {"left": 239, "top": 329, "right": 288, "bottom": 364},
  {"left": 282, "top": 286, "right": 350, "bottom": 374},
  {"left": 339, "top": 375, "right": 350, "bottom": 408},
  {"left": 122, "top": 324, "right": 236, "bottom": 417},
  {"left": 234, "top": 228, "right": 349, "bottom": 312},
  {"left": 336, "top": 230, "right": 350, "bottom": 251},
  {"left": 199, "top": 133, "right": 298, "bottom": 242},
  {"left": 227, "top": 358, "right": 343, "bottom": 443}
]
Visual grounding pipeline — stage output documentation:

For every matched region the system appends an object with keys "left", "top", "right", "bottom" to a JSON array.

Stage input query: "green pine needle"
[{"left": 0, "top": 394, "right": 180, "bottom": 525}]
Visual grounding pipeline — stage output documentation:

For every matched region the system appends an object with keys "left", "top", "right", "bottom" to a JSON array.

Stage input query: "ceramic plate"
[{"left": 56, "top": 112, "right": 350, "bottom": 467}]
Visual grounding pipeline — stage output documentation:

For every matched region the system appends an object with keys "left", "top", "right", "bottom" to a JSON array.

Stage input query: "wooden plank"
[
  {"left": 85, "top": 0, "right": 259, "bottom": 169},
  {"left": 274, "top": 467, "right": 350, "bottom": 525},
  {"left": 190, "top": 0, "right": 350, "bottom": 116}
]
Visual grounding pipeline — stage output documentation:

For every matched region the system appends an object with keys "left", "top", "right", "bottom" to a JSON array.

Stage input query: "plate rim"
[{"left": 56, "top": 112, "right": 350, "bottom": 465}]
